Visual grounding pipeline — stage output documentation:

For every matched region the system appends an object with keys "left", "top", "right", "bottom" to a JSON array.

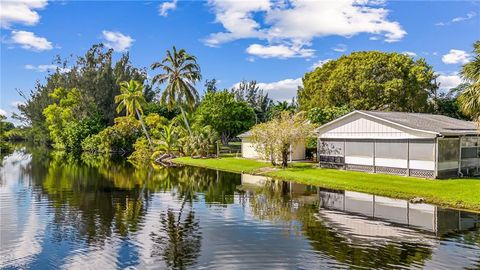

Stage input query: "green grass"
[
  {"left": 173, "top": 156, "right": 272, "bottom": 174},
  {"left": 172, "top": 156, "right": 480, "bottom": 212}
]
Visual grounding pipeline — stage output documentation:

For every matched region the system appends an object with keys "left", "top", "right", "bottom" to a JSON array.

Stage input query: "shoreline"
[{"left": 172, "top": 156, "right": 480, "bottom": 212}]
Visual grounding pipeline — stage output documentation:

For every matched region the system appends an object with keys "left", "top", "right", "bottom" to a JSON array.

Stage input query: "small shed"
[
  {"left": 316, "top": 110, "right": 479, "bottom": 178},
  {"left": 238, "top": 131, "right": 306, "bottom": 161}
]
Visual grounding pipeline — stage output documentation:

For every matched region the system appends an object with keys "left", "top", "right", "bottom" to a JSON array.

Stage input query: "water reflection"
[{"left": 0, "top": 148, "right": 479, "bottom": 269}]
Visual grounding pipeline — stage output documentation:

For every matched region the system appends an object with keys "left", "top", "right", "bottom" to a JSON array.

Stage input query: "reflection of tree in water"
[
  {"left": 150, "top": 205, "right": 202, "bottom": 269},
  {"left": 244, "top": 180, "right": 434, "bottom": 269}
]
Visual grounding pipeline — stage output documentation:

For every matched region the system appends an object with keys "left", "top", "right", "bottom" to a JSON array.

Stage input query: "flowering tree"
[{"left": 250, "top": 111, "right": 314, "bottom": 167}]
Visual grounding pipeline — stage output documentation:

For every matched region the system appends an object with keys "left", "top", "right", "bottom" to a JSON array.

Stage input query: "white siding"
[
  {"left": 319, "top": 113, "right": 435, "bottom": 139},
  {"left": 290, "top": 141, "right": 306, "bottom": 161},
  {"left": 241, "top": 138, "right": 305, "bottom": 161},
  {"left": 375, "top": 158, "right": 408, "bottom": 168},
  {"left": 241, "top": 138, "right": 260, "bottom": 159}
]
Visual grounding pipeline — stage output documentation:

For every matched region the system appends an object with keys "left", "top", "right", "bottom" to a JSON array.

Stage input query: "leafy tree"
[
  {"left": 298, "top": 51, "right": 438, "bottom": 112},
  {"left": 250, "top": 111, "right": 314, "bottom": 167},
  {"left": 17, "top": 45, "right": 146, "bottom": 144},
  {"left": 43, "top": 87, "right": 83, "bottom": 149},
  {"left": 307, "top": 106, "right": 352, "bottom": 125},
  {"left": 458, "top": 41, "right": 480, "bottom": 127},
  {"left": 116, "top": 79, "right": 152, "bottom": 146},
  {"left": 268, "top": 99, "right": 298, "bottom": 120},
  {"left": 196, "top": 90, "right": 256, "bottom": 145},
  {"left": 232, "top": 80, "right": 272, "bottom": 123},
  {"left": 82, "top": 117, "right": 142, "bottom": 153},
  {"left": 151, "top": 46, "right": 202, "bottom": 135}
]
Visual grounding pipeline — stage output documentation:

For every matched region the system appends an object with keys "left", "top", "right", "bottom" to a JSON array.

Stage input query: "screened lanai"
[{"left": 316, "top": 111, "right": 479, "bottom": 179}]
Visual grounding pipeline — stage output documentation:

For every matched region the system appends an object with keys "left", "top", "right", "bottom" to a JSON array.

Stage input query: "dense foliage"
[
  {"left": 298, "top": 51, "right": 438, "bottom": 112},
  {"left": 17, "top": 44, "right": 146, "bottom": 144},
  {"left": 12, "top": 42, "right": 476, "bottom": 167},
  {"left": 250, "top": 111, "right": 314, "bottom": 167},
  {"left": 196, "top": 90, "right": 256, "bottom": 144}
]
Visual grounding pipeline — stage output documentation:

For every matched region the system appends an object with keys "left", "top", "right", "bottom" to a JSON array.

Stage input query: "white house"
[
  {"left": 316, "top": 110, "right": 479, "bottom": 178},
  {"left": 238, "top": 131, "right": 306, "bottom": 161}
]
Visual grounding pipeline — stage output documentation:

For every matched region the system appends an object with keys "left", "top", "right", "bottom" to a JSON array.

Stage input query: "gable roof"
[
  {"left": 317, "top": 110, "right": 478, "bottom": 136},
  {"left": 237, "top": 131, "right": 252, "bottom": 138}
]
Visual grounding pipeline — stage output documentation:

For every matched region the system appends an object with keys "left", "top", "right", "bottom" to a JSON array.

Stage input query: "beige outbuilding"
[{"left": 238, "top": 131, "right": 306, "bottom": 161}]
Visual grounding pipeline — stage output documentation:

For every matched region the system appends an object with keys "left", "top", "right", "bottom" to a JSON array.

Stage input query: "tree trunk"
[
  {"left": 281, "top": 144, "right": 289, "bottom": 168},
  {"left": 270, "top": 146, "right": 276, "bottom": 166},
  {"left": 180, "top": 106, "right": 192, "bottom": 136},
  {"left": 136, "top": 109, "right": 153, "bottom": 148}
]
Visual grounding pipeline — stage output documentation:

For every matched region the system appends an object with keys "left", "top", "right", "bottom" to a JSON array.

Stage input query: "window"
[
  {"left": 345, "top": 140, "right": 374, "bottom": 157},
  {"left": 409, "top": 139, "right": 435, "bottom": 161},
  {"left": 376, "top": 140, "right": 407, "bottom": 159}
]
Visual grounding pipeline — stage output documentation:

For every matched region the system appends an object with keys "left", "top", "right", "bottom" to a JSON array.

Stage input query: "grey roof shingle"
[{"left": 359, "top": 110, "right": 478, "bottom": 135}]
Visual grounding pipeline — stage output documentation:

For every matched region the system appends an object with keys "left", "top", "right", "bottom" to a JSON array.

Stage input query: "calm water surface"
[{"left": 1, "top": 148, "right": 479, "bottom": 269}]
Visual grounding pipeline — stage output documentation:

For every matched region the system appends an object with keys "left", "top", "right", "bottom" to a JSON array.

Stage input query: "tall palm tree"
[
  {"left": 115, "top": 79, "right": 152, "bottom": 147},
  {"left": 151, "top": 46, "right": 201, "bottom": 136},
  {"left": 458, "top": 41, "right": 480, "bottom": 127}
]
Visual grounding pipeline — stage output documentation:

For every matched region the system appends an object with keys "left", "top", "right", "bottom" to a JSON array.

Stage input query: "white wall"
[
  {"left": 241, "top": 138, "right": 305, "bottom": 161},
  {"left": 319, "top": 113, "right": 436, "bottom": 139},
  {"left": 241, "top": 138, "right": 260, "bottom": 159}
]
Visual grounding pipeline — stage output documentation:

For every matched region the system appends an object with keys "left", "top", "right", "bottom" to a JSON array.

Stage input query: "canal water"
[{"left": 1, "top": 148, "right": 479, "bottom": 269}]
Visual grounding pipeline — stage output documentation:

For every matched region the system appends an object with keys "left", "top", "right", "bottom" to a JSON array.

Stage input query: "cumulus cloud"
[
  {"left": 437, "top": 73, "right": 462, "bottom": 92},
  {"left": 442, "top": 49, "right": 470, "bottom": 64},
  {"left": 205, "top": 0, "right": 406, "bottom": 58},
  {"left": 102, "top": 30, "right": 134, "bottom": 52},
  {"left": 311, "top": 59, "right": 332, "bottom": 69},
  {"left": 246, "top": 44, "right": 314, "bottom": 59},
  {"left": 10, "top": 30, "right": 52, "bottom": 51},
  {"left": 436, "top": 11, "right": 476, "bottom": 26},
  {"left": 0, "top": 0, "right": 47, "bottom": 28},
  {"left": 159, "top": 0, "right": 177, "bottom": 16},
  {"left": 24, "top": 64, "right": 69, "bottom": 73}
]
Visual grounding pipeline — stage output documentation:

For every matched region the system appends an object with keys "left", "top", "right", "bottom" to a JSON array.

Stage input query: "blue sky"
[{"left": 1, "top": 0, "right": 479, "bottom": 121}]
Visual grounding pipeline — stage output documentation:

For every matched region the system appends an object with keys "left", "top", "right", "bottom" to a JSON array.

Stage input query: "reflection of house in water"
[
  {"left": 240, "top": 174, "right": 479, "bottom": 237},
  {"left": 318, "top": 189, "right": 480, "bottom": 236}
]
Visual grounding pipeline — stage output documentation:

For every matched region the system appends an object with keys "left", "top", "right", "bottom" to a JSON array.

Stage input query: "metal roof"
[{"left": 357, "top": 110, "right": 478, "bottom": 136}]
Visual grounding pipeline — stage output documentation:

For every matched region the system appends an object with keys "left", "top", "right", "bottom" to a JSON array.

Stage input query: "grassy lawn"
[
  {"left": 173, "top": 156, "right": 272, "bottom": 174},
  {"left": 172, "top": 156, "right": 480, "bottom": 212}
]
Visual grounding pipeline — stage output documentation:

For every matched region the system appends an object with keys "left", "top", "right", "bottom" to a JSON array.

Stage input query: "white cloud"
[
  {"left": 402, "top": 51, "right": 417, "bottom": 57},
  {"left": 437, "top": 73, "right": 462, "bottom": 92},
  {"left": 0, "top": 0, "right": 47, "bottom": 28},
  {"left": 311, "top": 59, "right": 332, "bottom": 69},
  {"left": 159, "top": 0, "right": 177, "bottom": 16},
  {"left": 24, "top": 64, "right": 69, "bottom": 73},
  {"left": 333, "top": 44, "right": 347, "bottom": 53},
  {"left": 101, "top": 30, "right": 134, "bottom": 52},
  {"left": 205, "top": 0, "right": 406, "bottom": 58},
  {"left": 10, "top": 30, "right": 52, "bottom": 51},
  {"left": 257, "top": 78, "right": 303, "bottom": 101},
  {"left": 442, "top": 49, "right": 470, "bottom": 64},
  {"left": 0, "top": 108, "right": 7, "bottom": 116},
  {"left": 246, "top": 44, "right": 314, "bottom": 59},
  {"left": 436, "top": 11, "right": 476, "bottom": 26}
]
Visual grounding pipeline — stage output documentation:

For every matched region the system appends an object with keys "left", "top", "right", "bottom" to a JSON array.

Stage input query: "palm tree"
[
  {"left": 115, "top": 79, "right": 152, "bottom": 147},
  {"left": 458, "top": 41, "right": 480, "bottom": 127},
  {"left": 151, "top": 46, "right": 201, "bottom": 136},
  {"left": 157, "top": 123, "right": 178, "bottom": 154}
]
